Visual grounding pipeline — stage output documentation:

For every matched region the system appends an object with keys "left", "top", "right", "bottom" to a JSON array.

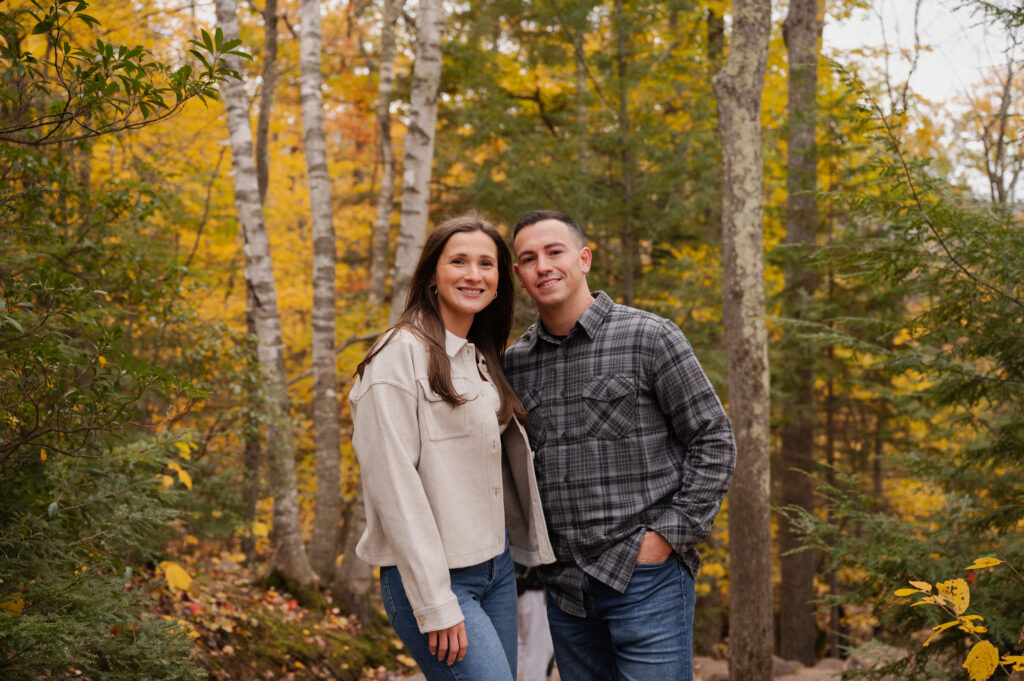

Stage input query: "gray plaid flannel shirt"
[{"left": 504, "top": 292, "right": 736, "bottom": 617}]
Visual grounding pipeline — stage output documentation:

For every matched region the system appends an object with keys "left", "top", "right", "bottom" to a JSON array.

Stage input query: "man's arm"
[{"left": 647, "top": 320, "right": 737, "bottom": 551}]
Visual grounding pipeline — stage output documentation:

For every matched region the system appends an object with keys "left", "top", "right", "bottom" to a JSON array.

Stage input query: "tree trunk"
[
  {"left": 778, "top": 0, "right": 821, "bottom": 666},
  {"left": 214, "top": 0, "right": 317, "bottom": 590},
  {"left": 241, "top": 292, "right": 263, "bottom": 564},
  {"left": 334, "top": 0, "right": 445, "bottom": 620},
  {"left": 368, "top": 0, "right": 401, "bottom": 306},
  {"left": 255, "top": 0, "right": 278, "bottom": 204},
  {"left": 299, "top": 0, "right": 343, "bottom": 583},
  {"left": 712, "top": 1, "right": 773, "bottom": 680},
  {"left": 614, "top": 0, "right": 636, "bottom": 306},
  {"left": 387, "top": 0, "right": 444, "bottom": 322}
]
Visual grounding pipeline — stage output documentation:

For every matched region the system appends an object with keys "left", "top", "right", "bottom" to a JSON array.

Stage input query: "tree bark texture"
[
  {"left": 712, "top": 1, "right": 774, "bottom": 679},
  {"left": 255, "top": 0, "right": 278, "bottom": 203},
  {"left": 330, "top": 484, "right": 376, "bottom": 623},
  {"left": 614, "top": 0, "right": 637, "bottom": 306},
  {"left": 387, "top": 0, "right": 444, "bottom": 324},
  {"left": 214, "top": 0, "right": 317, "bottom": 590},
  {"left": 368, "top": 0, "right": 400, "bottom": 306},
  {"left": 299, "top": 0, "right": 343, "bottom": 582},
  {"left": 779, "top": 0, "right": 822, "bottom": 666}
]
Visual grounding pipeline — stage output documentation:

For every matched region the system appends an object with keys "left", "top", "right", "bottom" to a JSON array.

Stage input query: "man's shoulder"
[
  {"left": 602, "top": 300, "right": 679, "bottom": 341},
  {"left": 505, "top": 325, "right": 536, "bottom": 362}
]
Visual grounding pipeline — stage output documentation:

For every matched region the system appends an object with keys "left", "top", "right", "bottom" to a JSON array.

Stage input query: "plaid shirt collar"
[{"left": 524, "top": 291, "right": 613, "bottom": 350}]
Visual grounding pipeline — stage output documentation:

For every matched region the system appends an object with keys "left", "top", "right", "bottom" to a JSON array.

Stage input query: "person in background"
[
  {"left": 516, "top": 565, "right": 554, "bottom": 681},
  {"left": 505, "top": 210, "right": 736, "bottom": 681},
  {"left": 350, "top": 214, "right": 554, "bottom": 681}
]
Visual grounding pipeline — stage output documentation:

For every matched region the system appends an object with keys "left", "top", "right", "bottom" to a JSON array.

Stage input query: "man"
[{"left": 504, "top": 210, "right": 736, "bottom": 681}]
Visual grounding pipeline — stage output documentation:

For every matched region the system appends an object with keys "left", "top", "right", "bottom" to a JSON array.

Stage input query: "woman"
[{"left": 350, "top": 214, "right": 554, "bottom": 681}]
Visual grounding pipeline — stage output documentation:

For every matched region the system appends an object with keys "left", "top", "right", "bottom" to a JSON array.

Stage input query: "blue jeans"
[
  {"left": 546, "top": 558, "right": 695, "bottom": 681},
  {"left": 380, "top": 544, "right": 518, "bottom": 681}
]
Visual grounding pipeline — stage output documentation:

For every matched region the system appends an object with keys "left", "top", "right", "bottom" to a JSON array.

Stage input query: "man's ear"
[
  {"left": 580, "top": 247, "right": 593, "bottom": 275},
  {"left": 513, "top": 263, "right": 525, "bottom": 286}
]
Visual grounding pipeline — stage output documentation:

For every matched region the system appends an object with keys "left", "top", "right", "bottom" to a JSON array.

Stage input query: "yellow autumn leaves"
[
  {"left": 895, "top": 557, "right": 1024, "bottom": 681},
  {"left": 161, "top": 440, "right": 194, "bottom": 489}
]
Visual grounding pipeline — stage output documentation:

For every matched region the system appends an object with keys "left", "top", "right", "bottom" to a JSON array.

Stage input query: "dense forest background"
[{"left": 2, "top": 0, "right": 1022, "bottom": 680}]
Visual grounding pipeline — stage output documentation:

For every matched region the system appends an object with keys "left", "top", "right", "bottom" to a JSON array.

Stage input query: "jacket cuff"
[{"left": 413, "top": 594, "right": 464, "bottom": 634}]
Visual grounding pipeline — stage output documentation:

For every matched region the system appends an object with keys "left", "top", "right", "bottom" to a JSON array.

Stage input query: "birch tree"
[
  {"left": 779, "top": 0, "right": 822, "bottom": 665},
  {"left": 368, "top": 0, "right": 402, "bottom": 306},
  {"left": 333, "top": 0, "right": 444, "bottom": 619},
  {"left": 711, "top": 1, "right": 773, "bottom": 679},
  {"left": 387, "top": 0, "right": 444, "bottom": 323},
  {"left": 214, "top": 0, "right": 317, "bottom": 589},
  {"left": 299, "top": 0, "right": 343, "bottom": 582}
]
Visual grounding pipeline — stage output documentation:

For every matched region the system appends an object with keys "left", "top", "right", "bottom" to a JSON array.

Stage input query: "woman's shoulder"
[{"left": 357, "top": 327, "right": 429, "bottom": 384}]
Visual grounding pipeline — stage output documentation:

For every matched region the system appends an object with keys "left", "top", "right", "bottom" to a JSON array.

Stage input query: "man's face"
[{"left": 513, "top": 219, "right": 592, "bottom": 312}]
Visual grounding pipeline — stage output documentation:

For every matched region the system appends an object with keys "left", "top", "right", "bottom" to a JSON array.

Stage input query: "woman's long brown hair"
[{"left": 356, "top": 213, "right": 526, "bottom": 424}]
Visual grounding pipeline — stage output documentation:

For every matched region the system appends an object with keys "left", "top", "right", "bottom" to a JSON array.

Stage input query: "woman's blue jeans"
[
  {"left": 380, "top": 543, "right": 518, "bottom": 681},
  {"left": 546, "top": 557, "right": 696, "bottom": 681}
]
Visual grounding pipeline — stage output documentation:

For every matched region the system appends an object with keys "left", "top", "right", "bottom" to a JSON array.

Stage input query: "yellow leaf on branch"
[
  {"left": 159, "top": 561, "right": 193, "bottom": 591},
  {"left": 173, "top": 441, "right": 192, "bottom": 460},
  {"left": 965, "top": 557, "right": 1003, "bottom": 570},
  {"left": 963, "top": 640, "right": 999, "bottom": 681},
  {"left": 923, "top": 620, "right": 960, "bottom": 647},
  {"left": 252, "top": 521, "right": 269, "bottom": 538},
  {"left": 909, "top": 580, "right": 933, "bottom": 592},
  {"left": 1001, "top": 654, "right": 1024, "bottom": 671},
  {"left": 167, "top": 461, "right": 193, "bottom": 490},
  {"left": 937, "top": 578, "right": 970, "bottom": 614}
]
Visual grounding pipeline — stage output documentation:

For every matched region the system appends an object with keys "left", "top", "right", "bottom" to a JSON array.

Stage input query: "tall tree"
[
  {"left": 214, "top": 0, "right": 317, "bottom": 590},
  {"left": 334, "top": 0, "right": 446, "bottom": 619},
  {"left": 368, "top": 0, "right": 402, "bottom": 306},
  {"left": 299, "top": 0, "right": 343, "bottom": 582},
  {"left": 387, "top": 0, "right": 444, "bottom": 322},
  {"left": 254, "top": 0, "right": 279, "bottom": 204},
  {"left": 712, "top": 1, "right": 774, "bottom": 679},
  {"left": 778, "top": 0, "right": 822, "bottom": 665}
]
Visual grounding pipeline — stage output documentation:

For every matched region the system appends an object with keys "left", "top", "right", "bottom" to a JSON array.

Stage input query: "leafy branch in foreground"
[
  {"left": 0, "top": 0, "right": 251, "bottom": 145},
  {"left": 895, "top": 558, "right": 1024, "bottom": 681}
]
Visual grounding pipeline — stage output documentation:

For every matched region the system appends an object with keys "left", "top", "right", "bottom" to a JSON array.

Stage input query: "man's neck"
[{"left": 537, "top": 291, "right": 595, "bottom": 337}]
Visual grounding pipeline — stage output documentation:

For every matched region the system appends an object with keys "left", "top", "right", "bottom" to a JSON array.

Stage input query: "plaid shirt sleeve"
[{"left": 646, "top": 318, "right": 736, "bottom": 550}]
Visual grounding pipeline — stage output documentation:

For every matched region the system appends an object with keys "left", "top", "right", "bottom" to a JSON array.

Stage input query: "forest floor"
[
  {"left": 154, "top": 539, "right": 887, "bottom": 681},
  {"left": 151, "top": 539, "right": 417, "bottom": 680}
]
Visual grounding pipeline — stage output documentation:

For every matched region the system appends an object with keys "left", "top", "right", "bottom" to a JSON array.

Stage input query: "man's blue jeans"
[
  {"left": 380, "top": 544, "right": 518, "bottom": 681},
  {"left": 546, "top": 558, "right": 695, "bottom": 681}
]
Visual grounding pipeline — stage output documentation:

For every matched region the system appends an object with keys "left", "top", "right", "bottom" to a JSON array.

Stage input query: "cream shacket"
[{"left": 350, "top": 327, "right": 554, "bottom": 633}]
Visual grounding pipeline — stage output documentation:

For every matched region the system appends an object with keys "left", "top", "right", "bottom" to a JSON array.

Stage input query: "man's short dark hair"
[{"left": 513, "top": 210, "right": 586, "bottom": 248}]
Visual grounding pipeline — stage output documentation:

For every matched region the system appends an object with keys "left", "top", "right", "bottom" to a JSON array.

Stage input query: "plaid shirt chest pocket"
[
  {"left": 417, "top": 377, "right": 474, "bottom": 441},
  {"left": 582, "top": 374, "right": 637, "bottom": 441}
]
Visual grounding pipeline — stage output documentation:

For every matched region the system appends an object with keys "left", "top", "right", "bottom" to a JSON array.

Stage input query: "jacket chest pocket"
[
  {"left": 418, "top": 377, "right": 472, "bottom": 441},
  {"left": 582, "top": 374, "right": 637, "bottom": 441}
]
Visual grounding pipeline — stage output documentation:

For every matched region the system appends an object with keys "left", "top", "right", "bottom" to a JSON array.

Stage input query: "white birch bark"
[
  {"left": 214, "top": 0, "right": 317, "bottom": 589},
  {"left": 711, "top": 1, "right": 773, "bottom": 679},
  {"left": 368, "top": 0, "right": 401, "bottom": 306},
  {"left": 298, "top": 0, "right": 342, "bottom": 582},
  {"left": 387, "top": 0, "right": 444, "bottom": 325}
]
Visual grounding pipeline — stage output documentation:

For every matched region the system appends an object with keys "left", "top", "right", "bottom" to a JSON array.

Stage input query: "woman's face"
[{"left": 432, "top": 230, "right": 499, "bottom": 337}]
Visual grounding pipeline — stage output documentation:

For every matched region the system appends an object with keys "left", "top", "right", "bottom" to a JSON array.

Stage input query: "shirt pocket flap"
[{"left": 582, "top": 374, "right": 635, "bottom": 402}]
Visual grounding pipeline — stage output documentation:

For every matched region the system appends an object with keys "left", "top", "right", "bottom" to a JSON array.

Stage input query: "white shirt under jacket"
[{"left": 350, "top": 327, "right": 554, "bottom": 633}]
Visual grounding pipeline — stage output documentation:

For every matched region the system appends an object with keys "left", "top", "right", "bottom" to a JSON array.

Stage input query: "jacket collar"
[{"left": 444, "top": 329, "right": 470, "bottom": 357}]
